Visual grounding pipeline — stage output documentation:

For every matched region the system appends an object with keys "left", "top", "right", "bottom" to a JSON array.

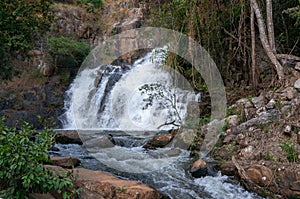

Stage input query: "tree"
[
  {"left": 250, "top": 0, "right": 300, "bottom": 82},
  {"left": 0, "top": 0, "right": 53, "bottom": 79},
  {"left": 139, "top": 83, "right": 182, "bottom": 129}
]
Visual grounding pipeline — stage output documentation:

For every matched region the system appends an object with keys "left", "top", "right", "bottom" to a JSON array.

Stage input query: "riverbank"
[{"left": 206, "top": 77, "right": 300, "bottom": 198}]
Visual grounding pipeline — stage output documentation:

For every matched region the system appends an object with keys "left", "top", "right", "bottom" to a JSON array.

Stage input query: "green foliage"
[
  {"left": 283, "top": 1, "right": 300, "bottom": 27},
  {"left": 0, "top": 117, "right": 76, "bottom": 198},
  {"left": 0, "top": 0, "right": 53, "bottom": 79},
  {"left": 47, "top": 36, "right": 91, "bottom": 68},
  {"left": 280, "top": 139, "right": 297, "bottom": 162}
]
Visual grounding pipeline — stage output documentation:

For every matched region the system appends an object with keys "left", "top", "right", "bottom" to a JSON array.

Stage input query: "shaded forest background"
[{"left": 1, "top": 0, "right": 300, "bottom": 92}]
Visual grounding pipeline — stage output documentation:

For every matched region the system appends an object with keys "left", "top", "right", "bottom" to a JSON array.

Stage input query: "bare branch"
[{"left": 276, "top": 54, "right": 300, "bottom": 62}]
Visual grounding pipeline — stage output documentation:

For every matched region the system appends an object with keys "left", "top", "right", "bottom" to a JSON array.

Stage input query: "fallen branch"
[{"left": 276, "top": 54, "right": 300, "bottom": 63}]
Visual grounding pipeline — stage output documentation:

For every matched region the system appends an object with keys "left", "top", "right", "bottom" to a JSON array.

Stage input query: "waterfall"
[
  {"left": 56, "top": 48, "right": 264, "bottom": 199},
  {"left": 60, "top": 48, "right": 197, "bottom": 131}
]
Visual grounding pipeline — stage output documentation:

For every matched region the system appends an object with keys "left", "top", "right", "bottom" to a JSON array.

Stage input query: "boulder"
[
  {"left": 55, "top": 130, "right": 83, "bottom": 145},
  {"left": 246, "top": 165, "right": 272, "bottom": 186},
  {"left": 50, "top": 156, "right": 81, "bottom": 168},
  {"left": 189, "top": 159, "right": 207, "bottom": 178},
  {"left": 84, "top": 135, "right": 116, "bottom": 150},
  {"left": 43, "top": 165, "right": 168, "bottom": 199},
  {"left": 147, "top": 148, "right": 182, "bottom": 158},
  {"left": 143, "top": 133, "right": 175, "bottom": 149},
  {"left": 219, "top": 161, "right": 237, "bottom": 176}
]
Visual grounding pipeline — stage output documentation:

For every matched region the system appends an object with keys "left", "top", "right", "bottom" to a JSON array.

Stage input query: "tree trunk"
[
  {"left": 266, "top": 0, "right": 276, "bottom": 53},
  {"left": 251, "top": 3, "right": 258, "bottom": 90},
  {"left": 251, "top": 0, "right": 284, "bottom": 80}
]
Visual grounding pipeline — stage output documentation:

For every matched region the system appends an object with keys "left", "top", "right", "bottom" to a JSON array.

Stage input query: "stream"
[{"left": 56, "top": 48, "right": 263, "bottom": 199}]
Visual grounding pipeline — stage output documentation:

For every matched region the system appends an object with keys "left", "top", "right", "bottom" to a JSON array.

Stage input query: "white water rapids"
[{"left": 58, "top": 48, "right": 263, "bottom": 199}]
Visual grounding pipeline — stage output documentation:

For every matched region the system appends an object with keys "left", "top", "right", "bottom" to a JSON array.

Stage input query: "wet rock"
[
  {"left": 190, "top": 159, "right": 207, "bottom": 178},
  {"left": 50, "top": 156, "right": 81, "bottom": 168},
  {"left": 219, "top": 161, "right": 237, "bottom": 176},
  {"left": 55, "top": 130, "right": 83, "bottom": 145},
  {"left": 294, "top": 79, "right": 300, "bottom": 91},
  {"left": 148, "top": 148, "right": 182, "bottom": 158},
  {"left": 251, "top": 95, "right": 265, "bottom": 109},
  {"left": 143, "top": 133, "right": 175, "bottom": 149},
  {"left": 226, "top": 115, "right": 239, "bottom": 128},
  {"left": 246, "top": 165, "right": 272, "bottom": 186},
  {"left": 84, "top": 135, "right": 115, "bottom": 149}
]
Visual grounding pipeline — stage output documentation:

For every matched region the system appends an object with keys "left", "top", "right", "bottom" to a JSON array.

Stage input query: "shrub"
[
  {"left": 47, "top": 36, "right": 91, "bottom": 68},
  {"left": 0, "top": 117, "right": 76, "bottom": 199}
]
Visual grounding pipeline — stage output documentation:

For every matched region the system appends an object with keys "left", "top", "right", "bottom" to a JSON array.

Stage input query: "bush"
[
  {"left": 0, "top": 117, "right": 76, "bottom": 199},
  {"left": 47, "top": 36, "right": 91, "bottom": 68}
]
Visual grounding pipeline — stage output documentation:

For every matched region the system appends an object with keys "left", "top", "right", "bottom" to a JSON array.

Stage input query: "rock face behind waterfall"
[{"left": 0, "top": 75, "right": 71, "bottom": 129}]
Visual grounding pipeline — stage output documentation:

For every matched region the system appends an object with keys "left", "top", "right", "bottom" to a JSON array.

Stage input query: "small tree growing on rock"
[{"left": 139, "top": 83, "right": 182, "bottom": 129}]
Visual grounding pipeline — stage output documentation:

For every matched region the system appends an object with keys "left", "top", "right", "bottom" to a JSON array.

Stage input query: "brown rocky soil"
[{"left": 196, "top": 75, "right": 300, "bottom": 198}]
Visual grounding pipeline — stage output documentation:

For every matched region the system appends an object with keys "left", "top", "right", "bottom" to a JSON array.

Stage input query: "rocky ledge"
[
  {"left": 191, "top": 78, "right": 300, "bottom": 198},
  {"left": 31, "top": 165, "right": 168, "bottom": 199}
]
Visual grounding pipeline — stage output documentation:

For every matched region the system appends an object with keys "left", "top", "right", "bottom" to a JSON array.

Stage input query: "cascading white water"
[
  {"left": 60, "top": 48, "right": 197, "bottom": 131},
  {"left": 58, "top": 48, "right": 264, "bottom": 199}
]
